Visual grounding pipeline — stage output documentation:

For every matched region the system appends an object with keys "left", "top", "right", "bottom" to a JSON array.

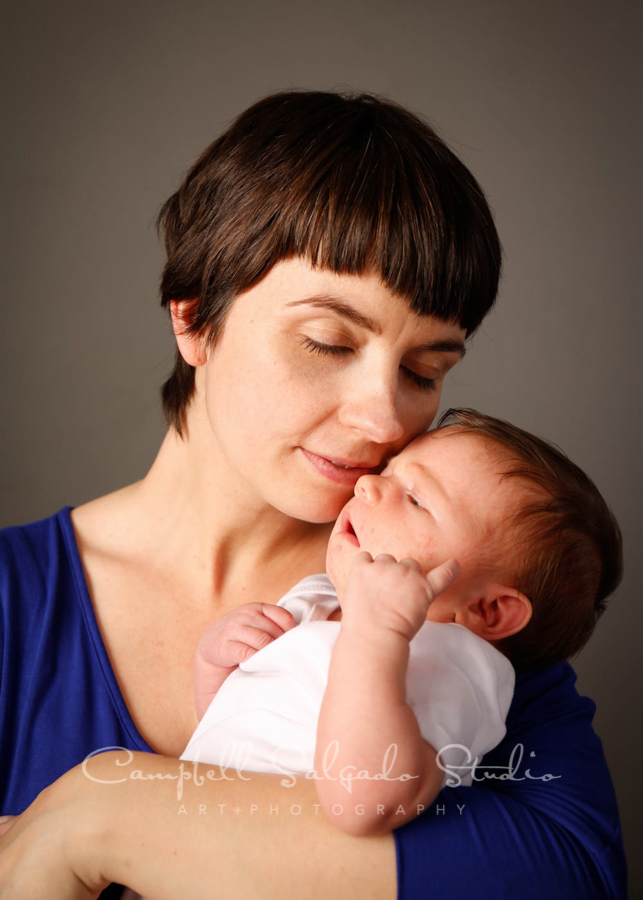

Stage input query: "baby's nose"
[{"left": 355, "top": 474, "right": 383, "bottom": 505}]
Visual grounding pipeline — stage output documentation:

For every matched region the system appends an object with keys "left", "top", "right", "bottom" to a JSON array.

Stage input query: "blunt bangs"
[{"left": 271, "top": 102, "right": 499, "bottom": 333}]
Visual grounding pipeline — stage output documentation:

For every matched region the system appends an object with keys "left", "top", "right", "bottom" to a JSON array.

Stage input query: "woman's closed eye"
[
  {"left": 402, "top": 369, "right": 437, "bottom": 393},
  {"left": 299, "top": 336, "right": 351, "bottom": 357},
  {"left": 299, "top": 337, "right": 438, "bottom": 393}
]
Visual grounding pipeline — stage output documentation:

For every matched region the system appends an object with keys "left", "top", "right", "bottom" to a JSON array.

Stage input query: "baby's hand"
[
  {"left": 341, "top": 552, "right": 460, "bottom": 643},
  {"left": 193, "top": 603, "right": 296, "bottom": 719},
  {"left": 196, "top": 602, "right": 297, "bottom": 670}
]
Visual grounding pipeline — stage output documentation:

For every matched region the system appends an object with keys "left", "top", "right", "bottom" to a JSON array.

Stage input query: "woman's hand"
[{"left": 0, "top": 768, "right": 108, "bottom": 899}]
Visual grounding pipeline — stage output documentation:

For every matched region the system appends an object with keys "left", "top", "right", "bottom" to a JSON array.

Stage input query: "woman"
[{"left": 0, "top": 91, "right": 626, "bottom": 898}]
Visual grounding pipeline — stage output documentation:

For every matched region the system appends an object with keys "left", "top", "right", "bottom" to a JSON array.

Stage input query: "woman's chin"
[{"left": 271, "top": 493, "right": 348, "bottom": 526}]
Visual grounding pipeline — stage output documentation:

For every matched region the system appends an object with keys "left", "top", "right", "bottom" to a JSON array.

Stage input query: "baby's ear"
[
  {"left": 170, "top": 299, "right": 208, "bottom": 367},
  {"left": 456, "top": 587, "right": 532, "bottom": 642}
]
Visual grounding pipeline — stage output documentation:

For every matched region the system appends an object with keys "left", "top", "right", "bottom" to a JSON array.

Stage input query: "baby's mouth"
[{"left": 342, "top": 510, "right": 360, "bottom": 547}]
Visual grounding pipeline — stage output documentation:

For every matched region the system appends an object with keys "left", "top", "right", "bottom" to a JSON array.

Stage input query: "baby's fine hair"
[
  {"left": 437, "top": 408, "right": 623, "bottom": 671},
  {"left": 156, "top": 90, "right": 502, "bottom": 436}
]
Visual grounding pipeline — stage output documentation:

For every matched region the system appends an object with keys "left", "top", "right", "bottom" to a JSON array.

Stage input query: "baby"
[{"left": 182, "top": 408, "right": 622, "bottom": 836}]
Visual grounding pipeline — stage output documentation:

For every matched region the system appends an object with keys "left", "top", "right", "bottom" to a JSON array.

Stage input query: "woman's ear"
[
  {"left": 170, "top": 299, "right": 207, "bottom": 367},
  {"left": 455, "top": 587, "right": 532, "bottom": 642}
]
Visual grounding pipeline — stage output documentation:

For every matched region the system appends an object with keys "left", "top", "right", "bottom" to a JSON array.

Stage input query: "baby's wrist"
[
  {"left": 336, "top": 617, "right": 411, "bottom": 655},
  {"left": 194, "top": 630, "right": 237, "bottom": 674},
  {"left": 194, "top": 654, "right": 236, "bottom": 692},
  {"left": 194, "top": 650, "right": 231, "bottom": 674}
]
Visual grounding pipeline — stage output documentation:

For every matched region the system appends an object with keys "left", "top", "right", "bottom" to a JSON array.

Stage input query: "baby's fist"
[
  {"left": 342, "top": 553, "right": 460, "bottom": 642},
  {"left": 196, "top": 602, "right": 296, "bottom": 670},
  {"left": 194, "top": 602, "right": 296, "bottom": 719}
]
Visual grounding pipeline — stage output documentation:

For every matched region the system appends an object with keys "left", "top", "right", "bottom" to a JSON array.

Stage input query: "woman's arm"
[
  {"left": 0, "top": 751, "right": 397, "bottom": 900},
  {"left": 0, "top": 663, "right": 627, "bottom": 900}
]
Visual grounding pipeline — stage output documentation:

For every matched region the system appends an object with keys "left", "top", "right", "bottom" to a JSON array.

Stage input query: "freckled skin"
[
  {"left": 194, "top": 258, "right": 466, "bottom": 526},
  {"left": 326, "top": 428, "right": 521, "bottom": 621}
]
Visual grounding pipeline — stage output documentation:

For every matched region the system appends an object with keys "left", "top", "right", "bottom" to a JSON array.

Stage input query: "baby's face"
[{"left": 326, "top": 428, "right": 518, "bottom": 615}]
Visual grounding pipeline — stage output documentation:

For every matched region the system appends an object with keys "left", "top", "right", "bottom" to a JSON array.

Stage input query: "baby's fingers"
[
  {"left": 426, "top": 559, "right": 461, "bottom": 600},
  {"left": 233, "top": 613, "right": 296, "bottom": 654},
  {"left": 226, "top": 626, "right": 284, "bottom": 663},
  {"left": 399, "top": 558, "right": 423, "bottom": 573},
  {"left": 260, "top": 603, "right": 297, "bottom": 633}
]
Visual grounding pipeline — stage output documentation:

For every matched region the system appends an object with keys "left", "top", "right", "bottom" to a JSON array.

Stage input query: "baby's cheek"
[
  {"left": 362, "top": 523, "right": 384, "bottom": 552},
  {"left": 395, "top": 536, "right": 435, "bottom": 568},
  {"left": 325, "top": 541, "right": 352, "bottom": 595},
  {"left": 325, "top": 542, "right": 340, "bottom": 580}
]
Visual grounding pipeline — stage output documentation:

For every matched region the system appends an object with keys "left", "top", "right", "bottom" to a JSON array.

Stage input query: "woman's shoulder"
[
  {"left": 68, "top": 483, "right": 143, "bottom": 558},
  {"left": 482, "top": 663, "right": 624, "bottom": 887},
  {"left": 0, "top": 483, "right": 137, "bottom": 575},
  {"left": 0, "top": 506, "right": 72, "bottom": 586},
  {"left": 0, "top": 508, "right": 81, "bottom": 676},
  {"left": 0, "top": 484, "right": 145, "bottom": 616},
  {"left": 394, "top": 663, "right": 627, "bottom": 899},
  {"left": 499, "top": 662, "right": 617, "bottom": 811},
  {"left": 507, "top": 660, "right": 602, "bottom": 752}
]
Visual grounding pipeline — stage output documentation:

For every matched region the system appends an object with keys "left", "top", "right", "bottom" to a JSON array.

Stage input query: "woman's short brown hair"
[
  {"left": 437, "top": 408, "right": 624, "bottom": 671},
  {"left": 157, "top": 90, "right": 503, "bottom": 435}
]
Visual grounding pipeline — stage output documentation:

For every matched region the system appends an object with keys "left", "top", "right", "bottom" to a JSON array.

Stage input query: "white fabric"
[{"left": 182, "top": 575, "right": 515, "bottom": 788}]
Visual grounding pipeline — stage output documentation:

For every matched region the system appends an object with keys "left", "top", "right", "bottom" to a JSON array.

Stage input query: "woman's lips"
[{"left": 300, "top": 449, "right": 379, "bottom": 486}]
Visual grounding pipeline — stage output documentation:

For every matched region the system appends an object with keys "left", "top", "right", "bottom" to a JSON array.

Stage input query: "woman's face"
[{"left": 198, "top": 258, "right": 467, "bottom": 523}]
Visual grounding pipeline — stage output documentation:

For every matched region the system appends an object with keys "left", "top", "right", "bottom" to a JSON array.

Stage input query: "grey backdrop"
[{"left": 2, "top": 0, "right": 641, "bottom": 895}]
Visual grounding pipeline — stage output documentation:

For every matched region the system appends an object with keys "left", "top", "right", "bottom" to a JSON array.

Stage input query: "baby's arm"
[
  {"left": 194, "top": 603, "right": 296, "bottom": 719},
  {"left": 314, "top": 553, "right": 459, "bottom": 837}
]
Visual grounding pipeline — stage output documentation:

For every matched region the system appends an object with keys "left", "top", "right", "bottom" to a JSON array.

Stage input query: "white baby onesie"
[{"left": 182, "top": 575, "right": 515, "bottom": 788}]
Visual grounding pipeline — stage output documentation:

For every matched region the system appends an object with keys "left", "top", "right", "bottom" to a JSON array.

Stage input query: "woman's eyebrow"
[
  {"left": 286, "top": 295, "right": 467, "bottom": 358},
  {"left": 414, "top": 340, "right": 467, "bottom": 359},
  {"left": 286, "top": 295, "right": 380, "bottom": 332}
]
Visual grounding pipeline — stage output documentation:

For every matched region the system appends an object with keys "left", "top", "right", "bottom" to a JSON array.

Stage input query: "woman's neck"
[{"left": 126, "top": 403, "right": 333, "bottom": 605}]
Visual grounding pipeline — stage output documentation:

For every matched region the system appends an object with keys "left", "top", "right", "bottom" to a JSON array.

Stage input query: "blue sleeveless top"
[{"left": 0, "top": 508, "right": 627, "bottom": 898}]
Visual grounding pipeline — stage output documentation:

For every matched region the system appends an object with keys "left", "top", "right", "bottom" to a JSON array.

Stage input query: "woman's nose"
[
  {"left": 338, "top": 384, "right": 405, "bottom": 445},
  {"left": 355, "top": 474, "right": 383, "bottom": 505}
]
